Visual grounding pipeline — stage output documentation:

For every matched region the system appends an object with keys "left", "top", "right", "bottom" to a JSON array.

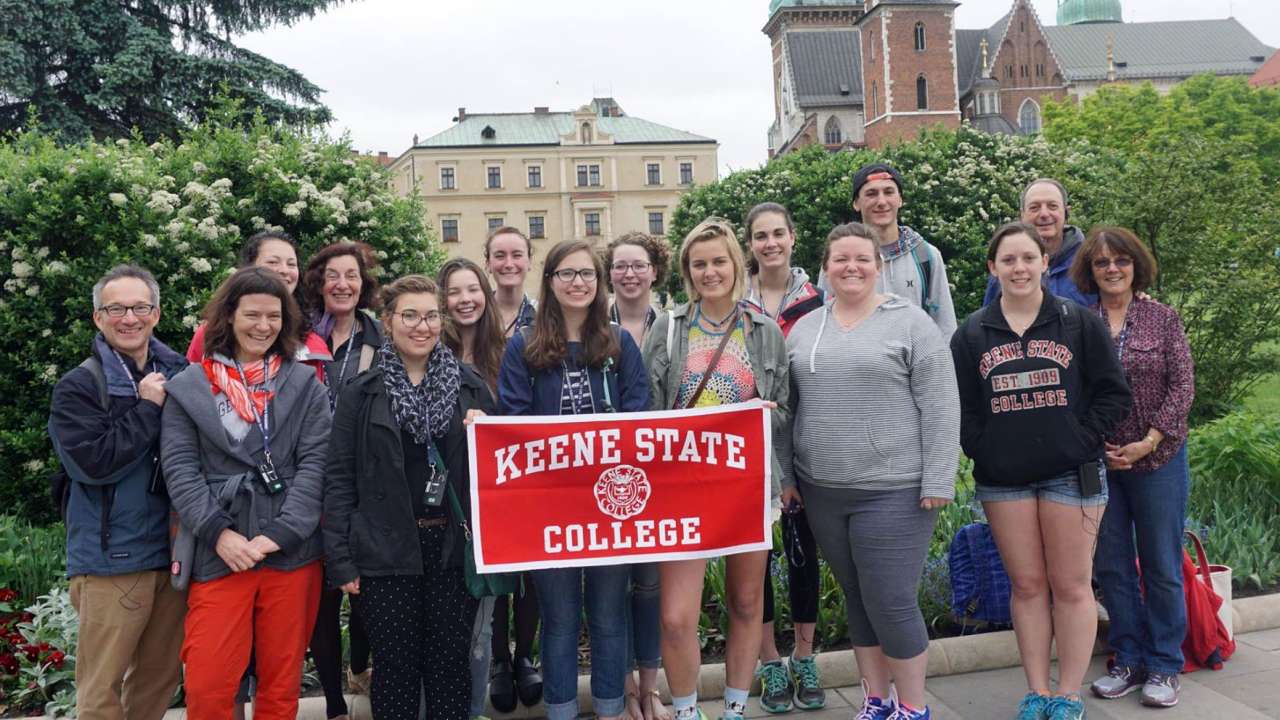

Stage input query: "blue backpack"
[{"left": 948, "top": 522, "right": 1012, "bottom": 627}]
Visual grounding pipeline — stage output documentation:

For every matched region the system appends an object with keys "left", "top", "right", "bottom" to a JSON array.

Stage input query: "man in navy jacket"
[
  {"left": 983, "top": 178, "right": 1097, "bottom": 308},
  {"left": 48, "top": 265, "right": 188, "bottom": 720}
]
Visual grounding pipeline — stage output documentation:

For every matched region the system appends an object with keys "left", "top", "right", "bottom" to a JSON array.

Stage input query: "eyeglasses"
[
  {"left": 548, "top": 268, "right": 598, "bottom": 283},
  {"left": 396, "top": 310, "right": 443, "bottom": 328},
  {"left": 98, "top": 303, "right": 156, "bottom": 318},
  {"left": 610, "top": 261, "right": 652, "bottom": 275},
  {"left": 1092, "top": 256, "right": 1134, "bottom": 270}
]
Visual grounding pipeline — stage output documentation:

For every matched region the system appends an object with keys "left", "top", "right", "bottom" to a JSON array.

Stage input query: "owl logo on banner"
[{"left": 594, "top": 464, "right": 651, "bottom": 520}]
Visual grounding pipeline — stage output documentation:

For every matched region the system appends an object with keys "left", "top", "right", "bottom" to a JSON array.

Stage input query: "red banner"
[{"left": 466, "top": 402, "right": 772, "bottom": 572}]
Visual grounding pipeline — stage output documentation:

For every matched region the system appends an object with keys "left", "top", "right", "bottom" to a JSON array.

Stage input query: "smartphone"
[{"left": 1078, "top": 461, "right": 1103, "bottom": 497}]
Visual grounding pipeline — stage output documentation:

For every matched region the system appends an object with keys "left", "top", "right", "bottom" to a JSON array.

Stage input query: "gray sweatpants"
[{"left": 800, "top": 483, "right": 937, "bottom": 659}]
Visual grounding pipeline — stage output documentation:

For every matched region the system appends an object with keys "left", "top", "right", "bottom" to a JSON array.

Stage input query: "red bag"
[{"left": 1181, "top": 532, "right": 1235, "bottom": 671}]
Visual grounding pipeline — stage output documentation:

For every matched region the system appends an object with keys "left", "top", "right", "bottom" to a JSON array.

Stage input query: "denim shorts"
[{"left": 975, "top": 463, "right": 1108, "bottom": 507}]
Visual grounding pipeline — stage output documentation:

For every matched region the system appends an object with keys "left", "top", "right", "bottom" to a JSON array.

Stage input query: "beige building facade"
[{"left": 390, "top": 99, "right": 718, "bottom": 289}]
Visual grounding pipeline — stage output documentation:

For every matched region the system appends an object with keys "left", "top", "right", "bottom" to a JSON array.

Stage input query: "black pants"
[
  {"left": 763, "top": 508, "right": 820, "bottom": 626},
  {"left": 362, "top": 527, "right": 478, "bottom": 720},
  {"left": 491, "top": 573, "right": 539, "bottom": 663},
  {"left": 310, "top": 587, "right": 372, "bottom": 718}
]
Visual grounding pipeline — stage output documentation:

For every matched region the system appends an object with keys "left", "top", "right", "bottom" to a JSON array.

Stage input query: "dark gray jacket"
[{"left": 161, "top": 360, "right": 332, "bottom": 582}]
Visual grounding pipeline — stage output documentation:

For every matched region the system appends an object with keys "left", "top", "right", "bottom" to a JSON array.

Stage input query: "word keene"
[{"left": 492, "top": 427, "right": 748, "bottom": 485}]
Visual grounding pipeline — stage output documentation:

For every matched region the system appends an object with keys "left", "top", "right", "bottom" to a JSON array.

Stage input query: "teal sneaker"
[
  {"left": 1016, "top": 692, "right": 1051, "bottom": 720},
  {"left": 1044, "top": 695, "right": 1086, "bottom": 720},
  {"left": 756, "top": 660, "right": 794, "bottom": 713},
  {"left": 788, "top": 653, "right": 826, "bottom": 710}
]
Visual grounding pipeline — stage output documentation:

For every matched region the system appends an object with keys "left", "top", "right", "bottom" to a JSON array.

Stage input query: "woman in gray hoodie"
[
  {"left": 162, "top": 267, "right": 331, "bottom": 720},
  {"left": 779, "top": 223, "right": 960, "bottom": 720}
]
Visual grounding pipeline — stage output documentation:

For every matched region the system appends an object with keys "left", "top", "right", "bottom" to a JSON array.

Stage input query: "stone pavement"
[{"left": 690, "top": 628, "right": 1280, "bottom": 720}]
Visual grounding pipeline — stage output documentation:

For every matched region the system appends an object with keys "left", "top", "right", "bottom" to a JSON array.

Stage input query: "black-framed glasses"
[
  {"left": 1092, "top": 256, "right": 1133, "bottom": 270},
  {"left": 610, "top": 261, "right": 652, "bottom": 275},
  {"left": 98, "top": 303, "right": 156, "bottom": 318},
  {"left": 397, "top": 310, "right": 443, "bottom": 328},
  {"left": 548, "top": 268, "right": 598, "bottom": 283}
]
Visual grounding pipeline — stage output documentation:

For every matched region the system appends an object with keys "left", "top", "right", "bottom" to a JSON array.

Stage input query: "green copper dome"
[
  {"left": 1057, "top": 0, "right": 1123, "bottom": 25},
  {"left": 768, "top": 0, "right": 857, "bottom": 18}
]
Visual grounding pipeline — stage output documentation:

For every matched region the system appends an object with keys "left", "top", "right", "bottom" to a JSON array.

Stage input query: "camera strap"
[{"left": 233, "top": 357, "right": 274, "bottom": 464}]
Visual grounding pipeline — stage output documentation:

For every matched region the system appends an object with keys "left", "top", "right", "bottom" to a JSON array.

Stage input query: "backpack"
[
  {"left": 948, "top": 522, "right": 1013, "bottom": 628},
  {"left": 1179, "top": 532, "right": 1236, "bottom": 671},
  {"left": 47, "top": 357, "right": 109, "bottom": 520}
]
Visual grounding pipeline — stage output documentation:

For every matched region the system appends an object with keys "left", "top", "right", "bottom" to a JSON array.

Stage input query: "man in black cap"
[{"left": 819, "top": 162, "right": 957, "bottom": 336}]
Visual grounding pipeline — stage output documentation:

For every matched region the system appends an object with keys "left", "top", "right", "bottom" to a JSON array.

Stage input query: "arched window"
[
  {"left": 916, "top": 75, "right": 928, "bottom": 110},
  {"left": 914, "top": 22, "right": 926, "bottom": 51},
  {"left": 580, "top": 122, "right": 592, "bottom": 144},
  {"left": 824, "top": 116, "right": 843, "bottom": 145},
  {"left": 1019, "top": 98, "right": 1042, "bottom": 134}
]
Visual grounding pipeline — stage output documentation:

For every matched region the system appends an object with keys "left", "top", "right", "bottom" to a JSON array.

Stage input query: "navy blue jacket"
[
  {"left": 982, "top": 226, "right": 1097, "bottom": 308},
  {"left": 49, "top": 337, "right": 187, "bottom": 577},
  {"left": 497, "top": 327, "right": 649, "bottom": 416}
]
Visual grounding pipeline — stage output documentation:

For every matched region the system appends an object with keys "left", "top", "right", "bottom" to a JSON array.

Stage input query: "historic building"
[
  {"left": 767, "top": 0, "right": 1275, "bottom": 154},
  {"left": 390, "top": 98, "right": 717, "bottom": 285}
]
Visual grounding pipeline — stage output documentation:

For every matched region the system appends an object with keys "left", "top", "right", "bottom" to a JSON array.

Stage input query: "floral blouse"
[{"left": 1096, "top": 296, "right": 1194, "bottom": 472}]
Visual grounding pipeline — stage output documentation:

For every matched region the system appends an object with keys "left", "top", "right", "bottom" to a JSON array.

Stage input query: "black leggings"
[
  {"left": 763, "top": 507, "right": 820, "bottom": 626},
  {"left": 491, "top": 573, "right": 539, "bottom": 663},
  {"left": 310, "top": 588, "right": 372, "bottom": 718}
]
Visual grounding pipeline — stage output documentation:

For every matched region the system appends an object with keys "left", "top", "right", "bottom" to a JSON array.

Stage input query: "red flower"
[
  {"left": 0, "top": 653, "right": 17, "bottom": 674},
  {"left": 0, "top": 589, "right": 18, "bottom": 602},
  {"left": 48, "top": 650, "right": 65, "bottom": 669},
  {"left": 20, "top": 644, "right": 38, "bottom": 661},
  {"left": 19, "top": 612, "right": 33, "bottom": 623}
]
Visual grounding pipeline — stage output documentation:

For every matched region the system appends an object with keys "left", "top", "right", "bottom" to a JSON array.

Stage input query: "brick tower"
[{"left": 857, "top": 0, "right": 962, "bottom": 147}]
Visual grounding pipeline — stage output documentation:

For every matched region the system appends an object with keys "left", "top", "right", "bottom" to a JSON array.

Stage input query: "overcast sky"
[{"left": 238, "top": 0, "right": 1278, "bottom": 176}]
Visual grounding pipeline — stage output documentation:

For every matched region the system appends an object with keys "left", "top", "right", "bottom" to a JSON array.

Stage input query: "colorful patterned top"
[{"left": 676, "top": 314, "right": 758, "bottom": 408}]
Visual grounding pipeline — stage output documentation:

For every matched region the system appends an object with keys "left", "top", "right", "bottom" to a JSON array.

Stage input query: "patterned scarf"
[
  {"left": 379, "top": 339, "right": 459, "bottom": 445},
  {"left": 202, "top": 354, "right": 283, "bottom": 423}
]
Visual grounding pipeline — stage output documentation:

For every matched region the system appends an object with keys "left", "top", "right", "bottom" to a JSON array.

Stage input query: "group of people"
[{"left": 50, "top": 162, "right": 1195, "bottom": 720}]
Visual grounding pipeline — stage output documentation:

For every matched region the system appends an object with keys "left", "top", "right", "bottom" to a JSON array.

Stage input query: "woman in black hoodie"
[{"left": 950, "top": 222, "right": 1131, "bottom": 720}]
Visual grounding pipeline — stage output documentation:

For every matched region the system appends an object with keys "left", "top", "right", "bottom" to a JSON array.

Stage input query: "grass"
[{"left": 1244, "top": 371, "right": 1280, "bottom": 416}]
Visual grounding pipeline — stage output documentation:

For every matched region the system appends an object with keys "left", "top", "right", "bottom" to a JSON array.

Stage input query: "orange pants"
[{"left": 181, "top": 562, "right": 322, "bottom": 720}]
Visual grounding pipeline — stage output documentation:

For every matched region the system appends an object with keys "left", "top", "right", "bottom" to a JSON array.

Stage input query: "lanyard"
[
  {"left": 561, "top": 360, "right": 591, "bottom": 415},
  {"left": 1097, "top": 305, "right": 1131, "bottom": 362},
  {"left": 233, "top": 358, "right": 273, "bottom": 460},
  {"left": 751, "top": 277, "right": 788, "bottom": 320},
  {"left": 109, "top": 349, "right": 149, "bottom": 399},
  {"left": 326, "top": 333, "right": 357, "bottom": 413}
]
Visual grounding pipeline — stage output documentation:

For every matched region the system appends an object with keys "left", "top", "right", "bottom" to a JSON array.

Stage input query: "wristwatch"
[{"left": 1144, "top": 432, "right": 1162, "bottom": 453}]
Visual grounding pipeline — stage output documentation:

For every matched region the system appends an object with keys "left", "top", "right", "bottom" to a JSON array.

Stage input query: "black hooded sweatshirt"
[{"left": 950, "top": 293, "right": 1132, "bottom": 487}]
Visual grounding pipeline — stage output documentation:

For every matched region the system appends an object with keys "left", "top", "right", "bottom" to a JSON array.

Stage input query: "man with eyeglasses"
[
  {"left": 48, "top": 264, "right": 189, "bottom": 720},
  {"left": 983, "top": 178, "right": 1097, "bottom": 308}
]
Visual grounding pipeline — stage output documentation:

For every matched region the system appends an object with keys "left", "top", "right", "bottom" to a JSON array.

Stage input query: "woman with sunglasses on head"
[
  {"left": 162, "top": 267, "right": 332, "bottom": 720},
  {"left": 297, "top": 242, "right": 384, "bottom": 717},
  {"left": 437, "top": 256, "right": 508, "bottom": 720},
  {"left": 1069, "top": 228, "right": 1194, "bottom": 710},
  {"left": 741, "top": 202, "right": 827, "bottom": 715},
  {"left": 951, "top": 222, "right": 1131, "bottom": 720},
  {"left": 323, "top": 275, "right": 496, "bottom": 720},
  {"left": 643, "top": 218, "right": 789, "bottom": 720},
  {"left": 497, "top": 239, "right": 650, "bottom": 720},
  {"left": 604, "top": 231, "right": 671, "bottom": 720},
  {"left": 482, "top": 226, "right": 544, "bottom": 711}
]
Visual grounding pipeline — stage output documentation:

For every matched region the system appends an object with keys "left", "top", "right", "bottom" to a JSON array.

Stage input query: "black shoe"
[
  {"left": 514, "top": 656, "right": 543, "bottom": 707},
  {"left": 490, "top": 659, "right": 517, "bottom": 713}
]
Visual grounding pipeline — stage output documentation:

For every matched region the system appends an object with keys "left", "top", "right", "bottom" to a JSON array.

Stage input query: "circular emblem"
[{"left": 594, "top": 464, "right": 651, "bottom": 520}]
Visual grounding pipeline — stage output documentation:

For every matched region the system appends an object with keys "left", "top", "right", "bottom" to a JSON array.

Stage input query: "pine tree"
[{"left": 0, "top": 0, "right": 341, "bottom": 141}]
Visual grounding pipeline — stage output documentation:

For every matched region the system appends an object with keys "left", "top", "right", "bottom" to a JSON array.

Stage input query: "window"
[
  {"left": 914, "top": 22, "right": 926, "bottom": 51},
  {"left": 1019, "top": 99, "right": 1042, "bottom": 134},
  {"left": 577, "top": 165, "right": 588, "bottom": 187},
  {"left": 1006, "top": 65, "right": 1014, "bottom": 79},
  {"left": 486, "top": 166, "right": 501, "bottom": 189},
  {"left": 872, "top": 82, "right": 880, "bottom": 117},
  {"left": 646, "top": 163, "right": 661, "bottom": 185},
  {"left": 870, "top": 31, "right": 875, "bottom": 61},
  {"left": 824, "top": 116, "right": 842, "bottom": 145},
  {"left": 648, "top": 212, "right": 664, "bottom": 235},
  {"left": 1036, "top": 63, "right": 1044, "bottom": 78},
  {"left": 487, "top": 216, "right": 504, "bottom": 232},
  {"left": 584, "top": 212, "right": 601, "bottom": 236},
  {"left": 440, "top": 167, "right": 455, "bottom": 190},
  {"left": 916, "top": 75, "right": 928, "bottom": 111},
  {"left": 527, "top": 165, "right": 542, "bottom": 188},
  {"left": 441, "top": 218, "right": 459, "bottom": 243},
  {"left": 529, "top": 216, "right": 545, "bottom": 239},
  {"left": 576, "top": 164, "right": 601, "bottom": 187},
  {"left": 679, "top": 162, "right": 694, "bottom": 185}
]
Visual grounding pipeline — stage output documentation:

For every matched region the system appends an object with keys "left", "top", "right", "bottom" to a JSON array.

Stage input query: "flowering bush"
[
  {"left": 0, "top": 586, "right": 76, "bottom": 717},
  {"left": 0, "top": 111, "right": 441, "bottom": 521}
]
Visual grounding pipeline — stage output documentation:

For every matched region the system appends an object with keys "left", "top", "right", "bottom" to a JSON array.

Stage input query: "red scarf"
[{"left": 202, "top": 355, "right": 283, "bottom": 423}]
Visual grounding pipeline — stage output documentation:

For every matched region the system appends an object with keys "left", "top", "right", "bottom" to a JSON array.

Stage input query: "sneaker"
[
  {"left": 1090, "top": 665, "right": 1146, "bottom": 699},
  {"left": 1139, "top": 673, "right": 1180, "bottom": 708},
  {"left": 1015, "top": 692, "right": 1051, "bottom": 720},
  {"left": 887, "top": 704, "right": 930, "bottom": 719},
  {"left": 788, "top": 653, "right": 826, "bottom": 710},
  {"left": 756, "top": 660, "right": 794, "bottom": 713},
  {"left": 1044, "top": 694, "right": 1086, "bottom": 720},
  {"left": 854, "top": 679, "right": 896, "bottom": 720}
]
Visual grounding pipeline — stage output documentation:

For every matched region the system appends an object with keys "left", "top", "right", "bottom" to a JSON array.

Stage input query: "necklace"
[{"left": 695, "top": 301, "right": 738, "bottom": 329}]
